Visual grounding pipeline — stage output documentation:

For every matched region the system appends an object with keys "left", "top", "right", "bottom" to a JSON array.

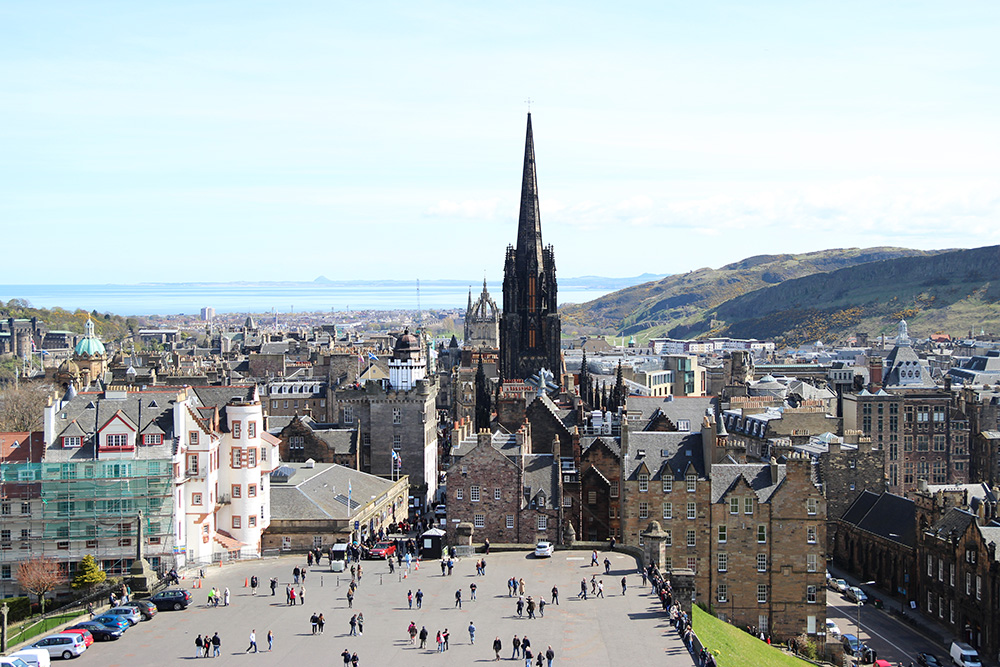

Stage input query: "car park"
[
  {"left": 28, "top": 633, "right": 87, "bottom": 660},
  {"left": 916, "top": 652, "right": 942, "bottom": 667},
  {"left": 825, "top": 619, "right": 840, "bottom": 637},
  {"left": 122, "top": 599, "right": 157, "bottom": 620},
  {"left": 67, "top": 621, "right": 123, "bottom": 642},
  {"left": 844, "top": 586, "right": 868, "bottom": 604},
  {"left": 369, "top": 541, "right": 396, "bottom": 559},
  {"left": 104, "top": 605, "right": 142, "bottom": 626},
  {"left": 534, "top": 541, "right": 554, "bottom": 557},
  {"left": 59, "top": 629, "right": 93, "bottom": 648},
  {"left": 150, "top": 588, "right": 192, "bottom": 610},
  {"left": 92, "top": 614, "right": 131, "bottom": 633}
]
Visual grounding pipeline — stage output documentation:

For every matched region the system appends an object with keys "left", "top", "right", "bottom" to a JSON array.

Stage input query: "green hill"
[{"left": 562, "top": 247, "right": 939, "bottom": 340}]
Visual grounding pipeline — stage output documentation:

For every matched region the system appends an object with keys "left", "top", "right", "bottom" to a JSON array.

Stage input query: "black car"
[
  {"left": 150, "top": 588, "right": 193, "bottom": 610},
  {"left": 68, "top": 620, "right": 123, "bottom": 642},
  {"left": 917, "top": 652, "right": 943, "bottom": 667}
]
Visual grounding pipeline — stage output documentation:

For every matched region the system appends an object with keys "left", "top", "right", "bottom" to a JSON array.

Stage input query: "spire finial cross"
[{"left": 525, "top": 97, "right": 533, "bottom": 112}]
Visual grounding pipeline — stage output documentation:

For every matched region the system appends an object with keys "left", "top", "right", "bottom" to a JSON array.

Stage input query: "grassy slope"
[{"left": 693, "top": 605, "right": 813, "bottom": 667}]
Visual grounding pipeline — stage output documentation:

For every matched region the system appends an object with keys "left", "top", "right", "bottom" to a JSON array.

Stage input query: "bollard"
[
  {"left": 380, "top": 574, "right": 383, "bottom": 585},
  {"left": 321, "top": 575, "right": 324, "bottom": 587}
]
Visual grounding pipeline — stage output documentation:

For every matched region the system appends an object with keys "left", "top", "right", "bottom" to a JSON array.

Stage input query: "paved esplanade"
[{"left": 85, "top": 551, "right": 694, "bottom": 666}]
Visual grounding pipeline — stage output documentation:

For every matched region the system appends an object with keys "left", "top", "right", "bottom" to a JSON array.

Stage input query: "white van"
[
  {"left": 950, "top": 641, "right": 982, "bottom": 667},
  {"left": 8, "top": 648, "right": 51, "bottom": 667}
]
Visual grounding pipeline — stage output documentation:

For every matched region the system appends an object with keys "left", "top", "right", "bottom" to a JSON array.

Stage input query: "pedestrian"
[
  {"left": 415, "top": 589, "right": 423, "bottom": 609},
  {"left": 436, "top": 630, "right": 444, "bottom": 652},
  {"left": 357, "top": 612, "right": 364, "bottom": 636},
  {"left": 551, "top": 585, "right": 559, "bottom": 605},
  {"left": 342, "top": 649, "right": 351, "bottom": 666},
  {"left": 610, "top": 535, "right": 616, "bottom": 551},
  {"left": 293, "top": 566, "right": 300, "bottom": 584},
  {"left": 207, "top": 587, "right": 215, "bottom": 607},
  {"left": 347, "top": 588, "right": 354, "bottom": 608},
  {"left": 537, "top": 651, "right": 544, "bottom": 667},
  {"left": 621, "top": 576, "right": 627, "bottom": 595},
  {"left": 468, "top": 621, "right": 476, "bottom": 644},
  {"left": 524, "top": 646, "right": 533, "bottom": 667},
  {"left": 538, "top": 597, "right": 546, "bottom": 617},
  {"left": 448, "top": 558, "right": 454, "bottom": 575},
  {"left": 349, "top": 614, "right": 358, "bottom": 636},
  {"left": 407, "top": 589, "right": 413, "bottom": 609},
  {"left": 508, "top": 578, "right": 515, "bottom": 597},
  {"left": 527, "top": 597, "right": 536, "bottom": 618},
  {"left": 246, "top": 629, "right": 258, "bottom": 653},
  {"left": 591, "top": 550, "right": 599, "bottom": 567},
  {"left": 267, "top": 630, "right": 273, "bottom": 651},
  {"left": 441, "top": 559, "right": 447, "bottom": 576},
  {"left": 250, "top": 575, "right": 258, "bottom": 596},
  {"left": 519, "top": 578, "right": 525, "bottom": 595},
  {"left": 204, "top": 636, "right": 211, "bottom": 658},
  {"left": 351, "top": 652, "right": 358, "bottom": 667},
  {"left": 470, "top": 582, "right": 477, "bottom": 600},
  {"left": 597, "top": 580, "right": 604, "bottom": 598},
  {"left": 455, "top": 589, "right": 462, "bottom": 609},
  {"left": 546, "top": 645, "right": 555, "bottom": 667},
  {"left": 311, "top": 613, "right": 319, "bottom": 634},
  {"left": 522, "top": 635, "right": 531, "bottom": 660},
  {"left": 408, "top": 622, "right": 417, "bottom": 644},
  {"left": 484, "top": 537, "right": 490, "bottom": 554},
  {"left": 299, "top": 586, "right": 305, "bottom": 605},
  {"left": 301, "top": 566, "right": 307, "bottom": 582},
  {"left": 481, "top": 557, "right": 487, "bottom": 575},
  {"left": 224, "top": 587, "right": 230, "bottom": 606},
  {"left": 308, "top": 551, "right": 313, "bottom": 567},
  {"left": 270, "top": 577, "right": 277, "bottom": 596},
  {"left": 443, "top": 628, "right": 449, "bottom": 650},
  {"left": 290, "top": 587, "right": 297, "bottom": 605},
  {"left": 579, "top": 579, "right": 588, "bottom": 600},
  {"left": 195, "top": 634, "right": 204, "bottom": 658},
  {"left": 493, "top": 636, "right": 502, "bottom": 661},
  {"left": 640, "top": 569, "right": 647, "bottom": 587},
  {"left": 591, "top": 575, "right": 597, "bottom": 595},
  {"left": 212, "top": 632, "right": 221, "bottom": 657},
  {"left": 419, "top": 626, "right": 428, "bottom": 649},
  {"left": 604, "top": 558, "right": 611, "bottom": 574},
  {"left": 517, "top": 597, "right": 524, "bottom": 616},
  {"left": 512, "top": 634, "right": 521, "bottom": 659},
  {"left": 318, "top": 614, "right": 325, "bottom": 634}
]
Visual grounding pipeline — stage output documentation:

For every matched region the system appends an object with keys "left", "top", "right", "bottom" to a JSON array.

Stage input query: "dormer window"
[
  {"left": 142, "top": 434, "right": 162, "bottom": 445},
  {"left": 62, "top": 436, "right": 81, "bottom": 448},
  {"left": 105, "top": 434, "right": 129, "bottom": 450}
]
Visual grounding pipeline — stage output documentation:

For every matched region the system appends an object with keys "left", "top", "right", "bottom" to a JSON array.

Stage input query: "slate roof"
[
  {"left": 624, "top": 431, "right": 705, "bottom": 481},
  {"left": 580, "top": 435, "right": 621, "bottom": 458},
  {"left": 313, "top": 429, "right": 355, "bottom": 455},
  {"left": 268, "top": 462, "right": 396, "bottom": 521},
  {"left": 978, "top": 526, "right": 1000, "bottom": 561},
  {"left": 522, "top": 453, "right": 558, "bottom": 509},
  {"left": 625, "top": 396, "right": 715, "bottom": 431},
  {"left": 927, "top": 507, "right": 977, "bottom": 543},
  {"left": 840, "top": 491, "right": 916, "bottom": 548},
  {"left": 710, "top": 463, "right": 786, "bottom": 504}
]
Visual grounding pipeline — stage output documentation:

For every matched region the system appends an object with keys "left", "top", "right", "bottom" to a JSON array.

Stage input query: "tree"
[
  {"left": 17, "top": 557, "right": 61, "bottom": 614},
  {"left": 0, "top": 382, "right": 52, "bottom": 431},
  {"left": 71, "top": 555, "right": 106, "bottom": 591}
]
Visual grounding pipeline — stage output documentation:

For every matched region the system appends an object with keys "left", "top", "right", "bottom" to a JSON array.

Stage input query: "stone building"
[
  {"left": 579, "top": 435, "right": 622, "bottom": 542},
  {"left": 500, "top": 114, "right": 562, "bottom": 384},
  {"left": 464, "top": 280, "right": 500, "bottom": 349},
  {"left": 275, "top": 415, "right": 358, "bottom": 468}
]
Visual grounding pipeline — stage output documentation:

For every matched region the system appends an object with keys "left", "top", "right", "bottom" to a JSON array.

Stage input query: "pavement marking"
[
  {"left": 565, "top": 557, "right": 585, "bottom": 561},
  {"left": 828, "top": 606, "right": 920, "bottom": 663}
]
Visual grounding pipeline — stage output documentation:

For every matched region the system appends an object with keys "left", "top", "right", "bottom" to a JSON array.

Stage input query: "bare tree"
[
  {"left": 17, "top": 557, "right": 61, "bottom": 614},
  {"left": 0, "top": 382, "right": 53, "bottom": 432}
]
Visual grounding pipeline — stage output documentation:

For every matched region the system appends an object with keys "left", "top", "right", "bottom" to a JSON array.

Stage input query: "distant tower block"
[{"left": 200, "top": 307, "right": 215, "bottom": 322}]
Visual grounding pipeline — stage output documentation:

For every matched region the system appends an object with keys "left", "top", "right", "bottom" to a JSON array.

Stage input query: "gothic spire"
[{"left": 516, "top": 113, "right": 544, "bottom": 270}]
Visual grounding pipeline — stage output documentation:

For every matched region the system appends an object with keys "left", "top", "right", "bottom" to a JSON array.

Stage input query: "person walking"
[
  {"left": 250, "top": 575, "right": 258, "bottom": 596},
  {"left": 407, "top": 590, "right": 413, "bottom": 609},
  {"left": 470, "top": 582, "right": 477, "bottom": 600},
  {"left": 350, "top": 652, "right": 358, "bottom": 667},
  {"left": 604, "top": 558, "right": 611, "bottom": 574},
  {"left": 419, "top": 626, "right": 428, "bottom": 649},
  {"left": 484, "top": 537, "right": 490, "bottom": 554},
  {"left": 317, "top": 614, "right": 325, "bottom": 634},
  {"left": 293, "top": 566, "right": 300, "bottom": 584},
  {"left": 357, "top": 612, "right": 364, "bottom": 636},
  {"left": 455, "top": 589, "right": 462, "bottom": 609},
  {"left": 195, "top": 634, "right": 204, "bottom": 658},
  {"left": 545, "top": 646, "right": 555, "bottom": 667},
  {"left": 468, "top": 621, "right": 476, "bottom": 644},
  {"left": 526, "top": 597, "right": 535, "bottom": 619},
  {"left": 267, "top": 630, "right": 273, "bottom": 651},
  {"left": 493, "top": 636, "right": 502, "bottom": 661},
  {"left": 245, "top": 629, "right": 258, "bottom": 653},
  {"left": 341, "top": 649, "right": 351, "bottom": 666},
  {"left": 524, "top": 646, "right": 533, "bottom": 667},
  {"left": 522, "top": 636, "right": 532, "bottom": 662},
  {"left": 436, "top": 630, "right": 444, "bottom": 652},
  {"left": 538, "top": 597, "right": 546, "bottom": 617},
  {"left": 408, "top": 622, "right": 417, "bottom": 644},
  {"left": 579, "top": 579, "right": 588, "bottom": 600},
  {"left": 299, "top": 586, "right": 305, "bottom": 605},
  {"left": 516, "top": 597, "right": 524, "bottom": 616},
  {"left": 591, "top": 575, "right": 597, "bottom": 595},
  {"left": 621, "top": 576, "right": 627, "bottom": 596},
  {"left": 518, "top": 578, "right": 525, "bottom": 595},
  {"left": 512, "top": 635, "right": 521, "bottom": 659},
  {"left": 591, "top": 550, "right": 599, "bottom": 567},
  {"left": 415, "top": 589, "right": 423, "bottom": 609},
  {"left": 349, "top": 614, "right": 358, "bottom": 636},
  {"left": 204, "top": 635, "right": 211, "bottom": 658},
  {"left": 311, "top": 613, "right": 319, "bottom": 634},
  {"left": 597, "top": 580, "right": 604, "bottom": 598},
  {"left": 211, "top": 632, "right": 221, "bottom": 657},
  {"left": 223, "top": 587, "right": 230, "bottom": 606},
  {"left": 551, "top": 585, "right": 559, "bottom": 605},
  {"left": 443, "top": 628, "right": 449, "bottom": 650},
  {"left": 270, "top": 577, "right": 277, "bottom": 596}
]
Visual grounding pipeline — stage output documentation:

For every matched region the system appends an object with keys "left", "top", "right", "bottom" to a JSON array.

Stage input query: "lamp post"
[
  {"left": 856, "top": 580, "right": 875, "bottom": 647},
  {"left": 1, "top": 601, "right": 8, "bottom": 653}
]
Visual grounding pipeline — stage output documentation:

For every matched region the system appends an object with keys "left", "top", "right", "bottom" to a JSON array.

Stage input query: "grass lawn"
[
  {"left": 693, "top": 606, "right": 815, "bottom": 667},
  {"left": 8, "top": 610, "right": 87, "bottom": 646}
]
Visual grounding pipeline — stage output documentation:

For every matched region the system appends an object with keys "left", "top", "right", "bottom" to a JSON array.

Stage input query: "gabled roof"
[
  {"left": 624, "top": 431, "right": 705, "bottom": 481},
  {"left": 268, "top": 462, "right": 396, "bottom": 521},
  {"left": 927, "top": 507, "right": 977, "bottom": 543},
  {"left": 710, "top": 463, "right": 786, "bottom": 504},
  {"left": 625, "top": 395, "right": 715, "bottom": 431},
  {"left": 580, "top": 435, "right": 621, "bottom": 459},
  {"left": 841, "top": 491, "right": 916, "bottom": 547}
]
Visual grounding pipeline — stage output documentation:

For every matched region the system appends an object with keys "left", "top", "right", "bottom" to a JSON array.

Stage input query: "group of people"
[
  {"left": 502, "top": 635, "right": 556, "bottom": 666},
  {"left": 193, "top": 632, "right": 222, "bottom": 657},
  {"left": 206, "top": 586, "right": 230, "bottom": 607},
  {"left": 285, "top": 583, "right": 305, "bottom": 605}
]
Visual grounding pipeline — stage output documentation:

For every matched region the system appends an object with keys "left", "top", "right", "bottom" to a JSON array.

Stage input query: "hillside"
[{"left": 561, "top": 247, "right": 938, "bottom": 339}]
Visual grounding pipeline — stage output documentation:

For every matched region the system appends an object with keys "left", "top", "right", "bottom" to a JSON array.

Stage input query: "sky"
[{"left": 2, "top": 1, "right": 999, "bottom": 284}]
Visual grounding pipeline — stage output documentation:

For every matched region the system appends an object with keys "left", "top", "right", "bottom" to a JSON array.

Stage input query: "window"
[
  {"left": 470, "top": 485, "right": 480, "bottom": 502},
  {"left": 757, "top": 584, "right": 768, "bottom": 603},
  {"left": 143, "top": 434, "right": 162, "bottom": 445},
  {"left": 639, "top": 502, "right": 649, "bottom": 519},
  {"left": 718, "top": 553, "right": 728, "bottom": 572},
  {"left": 248, "top": 421, "right": 256, "bottom": 438},
  {"left": 807, "top": 527, "right": 817, "bottom": 544},
  {"left": 106, "top": 433, "right": 128, "bottom": 448},
  {"left": 757, "top": 525, "right": 766, "bottom": 543},
  {"left": 718, "top": 525, "right": 727, "bottom": 543},
  {"left": 938, "top": 560, "right": 944, "bottom": 582},
  {"left": 537, "top": 515, "right": 547, "bottom": 531},
  {"left": 966, "top": 572, "right": 971, "bottom": 595},
  {"left": 928, "top": 554, "right": 934, "bottom": 577},
  {"left": 1, "top": 565, "right": 10, "bottom": 580},
  {"left": 744, "top": 497, "right": 754, "bottom": 514},
  {"left": 950, "top": 563, "right": 955, "bottom": 587},
  {"left": 687, "top": 502, "right": 696, "bottom": 519},
  {"left": 232, "top": 516, "right": 241, "bottom": 529},
  {"left": 344, "top": 406, "right": 354, "bottom": 423},
  {"left": 506, "top": 514, "right": 514, "bottom": 529},
  {"left": 456, "top": 488, "right": 463, "bottom": 501},
  {"left": 563, "top": 496, "right": 572, "bottom": 507},
  {"left": 474, "top": 514, "right": 485, "bottom": 528},
  {"left": 272, "top": 400, "right": 278, "bottom": 409},
  {"left": 976, "top": 575, "right": 982, "bottom": 600},
  {"left": 248, "top": 484, "right": 257, "bottom": 498},
  {"left": 588, "top": 491, "right": 597, "bottom": 505},
  {"left": 62, "top": 436, "right": 81, "bottom": 448},
  {"left": 933, "top": 434, "right": 946, "bottom": 451},
  {"left": 807, "top": 585, "right": 817, "bottom": 604},
  {"left": 757, "top": 554, "right": 767, "bottom": 572},
  {"left": 289, "top": 436, "right": 304, "bottom": 450},
  {"left": 232, "top": 421, "right": 241, "bottom": 439},
  {"left": 729, "top": 497, "right": 739, "bottom": 514},
  {"left": 662, "top": 477, "right": 672, "bottom": 493},
  {"left": 192, "top": 493, "right": 203, "bottom": 505},
  {"left": 393, "top": 435, "right": 401, "bottom": 450},
  {"left": 664, "top": 530, "right": 672, "bottom": 547},
  {"left": 638, "top": 473, "right": 648, "bottom": 492},
  {"left": 662, "top": 502, "right": 672, "bottom": 520},
  {"left": 686, "top": 473, "right": 697, "bottom": 492},
  {"left": 806, "top": 498, "right": 817, "bottom": 515},
  {"left": 392, "top": 408, "right": 401, "bottom": 425},
  {"left": 686, "top": 529, "right": 696, "bottom": 547},
  {"left": 807, "top": 554, "right": 817, "bottom": 572},
  {"left": 610, "top": 481, "right": 619, "bottom": 498},
  {"left": 20, "top": 502, "right": 29, "bottom": 514},
  {"left": 494, "top": 488, "right": 502, "bottom": 500},
  {"left": 717, "top": 584, "right": 728, "bottom": 602},
  {"left": 928, "top": 590, "right": 933, "bottom": 612},
  {"left": 231, "top": 449, "right": 242, "bottom": 468},
  {"left": 247, "top": 448, "right": 257, "bottom": 467},
  {"left": 232, "top": 484, "right": 242, "bottom": 498},
  {"left": 189, "top": 430, "right": 200, "bottom": 445}
]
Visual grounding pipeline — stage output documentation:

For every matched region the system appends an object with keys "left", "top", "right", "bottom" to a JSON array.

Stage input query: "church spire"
[{"left": 516, "top": 113, "right": 544, "bottom": 270}]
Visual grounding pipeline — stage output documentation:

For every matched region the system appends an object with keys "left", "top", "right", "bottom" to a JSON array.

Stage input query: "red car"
[
  {"left": 369, "top": 541, "right": 396, "bottom": 559},
  {"left": 62, "top": 628, "right": 95, "bottom": 647}
]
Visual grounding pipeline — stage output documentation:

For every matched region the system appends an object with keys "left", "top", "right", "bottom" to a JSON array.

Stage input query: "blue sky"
[{"left": 2, "top": 1, "right": 998, "bottom": 284}]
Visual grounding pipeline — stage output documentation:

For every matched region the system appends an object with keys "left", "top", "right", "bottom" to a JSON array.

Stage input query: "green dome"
[{"left": 74, "top": 319, "right": 106, "bottom": 357}]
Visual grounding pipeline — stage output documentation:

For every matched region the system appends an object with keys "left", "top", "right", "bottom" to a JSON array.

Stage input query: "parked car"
[
  {"left": 916, "top": 652, "right": 943, "bottom": 667},
  {"left": 59, "top": 629, "right": 93, "bottom": 648},
  {"left": 150, "top": 588, "right": 192, "bottom": 610},
  {"left": 28, "top": 633, "right": 87, "bottom": 660},
  {"left": 0, "top": 658, "right": 31, "bottom": 667},
  {"left": 91, "top": 614, "right": 131, "bottom": 633},
  {"left": 67, "top": 621, "right": 123, "bottom": 642},
  {"left": 845, "top": 586, "right": 868, "bottom": 604},
  {"left": 825, "top": 619, "right": 841, "bottom": 637},
  {"left": 104, "top": 605, "right": 142, "bottom": 626},
  {"left": 434, "top": 504, "right": 447, "bottom": 518},
  {"left": 828, "top": 578, "right": 848, "bottom": 592},
  {"left": 369, "top": 541, "right": 396, "bottom": 559},
  {"left": 122, "top": 599, "right": 157, "bottom": 620},
  {"left": 842, "top": 634, "right": 863, "bottom": 656},
  {"left": 534, "top": 541, "right": 554, "bottom": 557},
  {"left": 7, "top": 650, "right": 49, "bottom": 667}
]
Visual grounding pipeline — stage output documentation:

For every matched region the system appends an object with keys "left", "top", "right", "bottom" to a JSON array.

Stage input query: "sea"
[{"left": 0, "top": 282, "right": 615, "bottom": 317}]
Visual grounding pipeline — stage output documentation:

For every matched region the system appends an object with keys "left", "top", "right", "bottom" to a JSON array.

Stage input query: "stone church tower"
[
  {"left": 500, "top": 113, "right": 561, "bottom": 384},
  {"left": 464, "top": 279, "right": 499, "bottom": 349}
]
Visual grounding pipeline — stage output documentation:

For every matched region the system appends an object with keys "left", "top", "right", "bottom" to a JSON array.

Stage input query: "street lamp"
[{"left": 856, "top": 580, "right": 875, "bottom": 647}]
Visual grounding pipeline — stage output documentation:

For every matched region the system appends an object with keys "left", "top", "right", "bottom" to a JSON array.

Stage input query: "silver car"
[
  {"left": 105, "top": 605, "right": 142, "bottom": 626},
  {"left": 29, "top": 633, "right": 87, "bottom": 660}
]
